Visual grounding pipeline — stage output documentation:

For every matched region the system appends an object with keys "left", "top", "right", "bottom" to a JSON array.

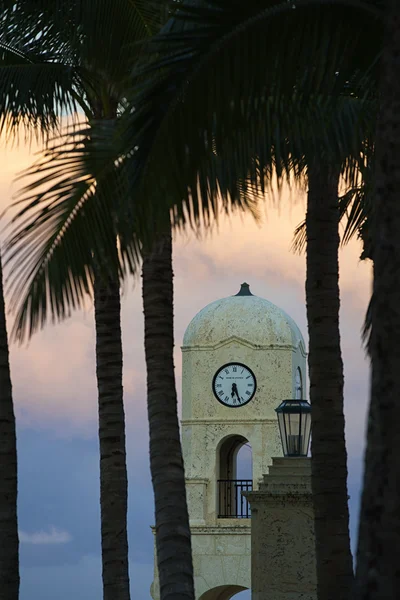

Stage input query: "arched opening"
[
  {"left": 236, "top": 442, "right": 252, "bottom": 480},
  {"left": 198, "top": 585, "right": 249, "bottom": 600},
  {"left": 234, "top": 591, "right": 251, "bottom": 600},
  {"left": 217, "top": 435, "right": 252, "bottom": 518},
  {"left": 295, "top": 367, "right": 303, "bottom": 399}
]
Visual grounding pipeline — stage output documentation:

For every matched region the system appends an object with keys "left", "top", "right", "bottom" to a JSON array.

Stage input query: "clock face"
[{"left": 212, "top": 362, "right": 257, "bottom": 408}]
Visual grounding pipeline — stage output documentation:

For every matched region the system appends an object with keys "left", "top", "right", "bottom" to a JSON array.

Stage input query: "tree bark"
[
  {"left": 142, "top": 231, "right": 194, "bottom": 600},
  {"left": 0, "top": 252, "right": 19, "bottom": 600},
  {"left": 94, "top": 273, "right": 130, "bottom": 600},
  {"left": 355, "top": 2, "right": 400, "bottom": 598},
  {"left": 306, "top": 163, "right": 353, "bottom": 600}
]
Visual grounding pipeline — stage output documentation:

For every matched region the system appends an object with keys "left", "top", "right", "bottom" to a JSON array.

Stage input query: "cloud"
[
  {"left": 17, "top": 424, "right": 153, "bottom": 570},
  {"left": 20, "top": 555, "right": 154, "bottom": 600},
  {"left": 19, "top": 527, "right": 72, "bottom": 545},
  {"left": 1, "top": 147, "right": 371, "bottom": 439}
]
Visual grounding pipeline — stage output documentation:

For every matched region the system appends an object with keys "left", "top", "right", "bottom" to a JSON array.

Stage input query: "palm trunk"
[
  {"left": 306, "top": 162, "right": 353, "bottom": 600},
  {"left": 0, "top": 252, "right": 19, "bottom": 600},
  {"left": 94, "top": 274, "right": 130, "bottom": 600},
  {"left": 142, "top": 231, "right": 194, "bottom": 600},
  {"left": 355, "top": 2, "right": 400, "bottom": 598}
]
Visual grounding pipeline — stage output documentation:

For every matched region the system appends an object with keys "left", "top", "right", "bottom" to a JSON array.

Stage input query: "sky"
[{"left": 0, "top": 138, "right": 372, "bottom": 600}]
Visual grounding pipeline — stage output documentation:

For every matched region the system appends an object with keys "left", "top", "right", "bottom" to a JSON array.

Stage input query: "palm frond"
[
  {"left": 291, "top": 220, "right": 307, "bottom": 255},
  {"left": 341, "top": 154, "right": 374, "bottom": 258},
  {"left": 0, "top": 0, "right": 171, "bottom": 140},
  {"left": 291, "top": 172, "right": 373, "bottom": 258},
  {"left": 3, "top": 122, "right": 141, "bottom": 342},
  {"left": 3, "top": 105, "right": 266, "bottom": 340},
  {"left": 66, "top": 1, "right": 169, "bottom": 88},
  {"left": 0, "top": 39, "right": 86, "bottom": 139},
  {"left": 115, "top": 0, "right": 381, "bottom": 233},
  {"left": 0, "top": 0, "right": 174, "bottom": 339},
  {"left": 362, "top": 294, "right": 373, "bottom": 350}
]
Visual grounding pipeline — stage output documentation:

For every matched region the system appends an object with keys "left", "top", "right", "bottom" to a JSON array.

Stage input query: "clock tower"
[{"left": 151, "top": 283, "right": 307, "bottom": 600}]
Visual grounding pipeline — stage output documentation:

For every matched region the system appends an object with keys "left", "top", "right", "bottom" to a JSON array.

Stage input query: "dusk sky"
[{"left": 0, "top": 138, "right": 372, "bottom": 599}]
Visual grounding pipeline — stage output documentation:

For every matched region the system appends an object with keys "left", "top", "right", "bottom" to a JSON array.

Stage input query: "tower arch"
[
  {"left": 198, "top": 585, "right": 249, "bottom": 600},
  {"left": 217, "top": 435, "right": 252, "bottom": 519},
  {"left": 295, "top": 366, "right": 303, "bottom": 399},
  {"left": 217, "top": 434, "right": 248, "bottom": 481},
  {"left": 151, "top": 283, "right": 307, "bottom": 599}
]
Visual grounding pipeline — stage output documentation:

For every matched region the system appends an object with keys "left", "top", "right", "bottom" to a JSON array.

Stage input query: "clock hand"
[{"left": 231, "top": 383, "right": 240, "bottom": 404}]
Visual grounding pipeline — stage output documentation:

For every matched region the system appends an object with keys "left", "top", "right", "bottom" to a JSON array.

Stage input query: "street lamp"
[{"left": 275, "top": 399, "right": 312, "bottom": 457}]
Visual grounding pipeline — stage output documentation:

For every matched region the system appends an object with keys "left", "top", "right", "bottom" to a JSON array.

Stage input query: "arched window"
[
  {"left": 235, "top": 591, "right": 251, "bottom": 600},
  {"left": 199, "top": 585, "right": 250, "bottom": 599},
  {"left": 217, "top": 435, "right": 252, "bottom": 518},
  {"left": 295, "top": 367, "right": 303, "bottom": 399}
]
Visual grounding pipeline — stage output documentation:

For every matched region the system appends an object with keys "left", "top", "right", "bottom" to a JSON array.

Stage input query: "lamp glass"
[{"left": 276, "top": 400, "right": 311, "bottom": 457}]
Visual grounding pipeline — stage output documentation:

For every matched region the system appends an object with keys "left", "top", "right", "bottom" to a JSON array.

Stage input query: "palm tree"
[
  {"left": 142, "top": 231, "right": 194, "bottom": 599},
  {"left": 0, "top": 253, "right": 18, "bottom": 600},
  {"left": 290, "top": 6, "right": 400, "bottom": 594},
  {"left": 304, "top": 159, "right": 354, "bottom": 600},
  {"left": 0, "top": 2, "right": 172, "bottom": 598},
  {"left": 291, "top": 152, "right": 375, "bottom": 596},
  {"left": 0, "top": 4, "right": 84, "bottom": 597},
  {"left": 354, "top": 2, "right": 400, "bottom": 598},
  {"left": 113, "top": 3, "right": 380, "bottom": 598}
]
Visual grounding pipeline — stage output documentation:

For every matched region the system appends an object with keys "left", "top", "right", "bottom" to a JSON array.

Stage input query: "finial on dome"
[{"left": 234, "top": 282, "right": 253, "bottom": 296}]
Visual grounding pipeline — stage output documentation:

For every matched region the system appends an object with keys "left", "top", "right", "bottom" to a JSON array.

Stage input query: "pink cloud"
[{"left": 0, "top": 134, "right": 371, "bottom": 460}]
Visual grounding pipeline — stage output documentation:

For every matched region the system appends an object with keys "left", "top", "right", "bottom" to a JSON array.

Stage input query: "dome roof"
[{"left": 183, "top": 283, "right": 305, "bottom": 350}]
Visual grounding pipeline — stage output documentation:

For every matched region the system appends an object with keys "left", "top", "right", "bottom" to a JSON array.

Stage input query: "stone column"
[{"left": 245, "top": 457, "right": 317, "bottom": 600}]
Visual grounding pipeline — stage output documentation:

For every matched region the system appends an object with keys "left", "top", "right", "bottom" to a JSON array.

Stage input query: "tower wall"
[{"left": 151, "top": 287, "right": 307, "bottom": 600}]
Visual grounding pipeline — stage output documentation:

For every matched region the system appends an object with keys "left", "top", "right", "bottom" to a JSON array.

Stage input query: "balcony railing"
[{"left": 218, "top": 479, "right": 252, "bottom": 518}]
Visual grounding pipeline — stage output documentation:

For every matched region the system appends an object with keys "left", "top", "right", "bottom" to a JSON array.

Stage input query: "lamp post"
[{"left": 275, "top": 399, "right": 312, "bottom": 457}]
